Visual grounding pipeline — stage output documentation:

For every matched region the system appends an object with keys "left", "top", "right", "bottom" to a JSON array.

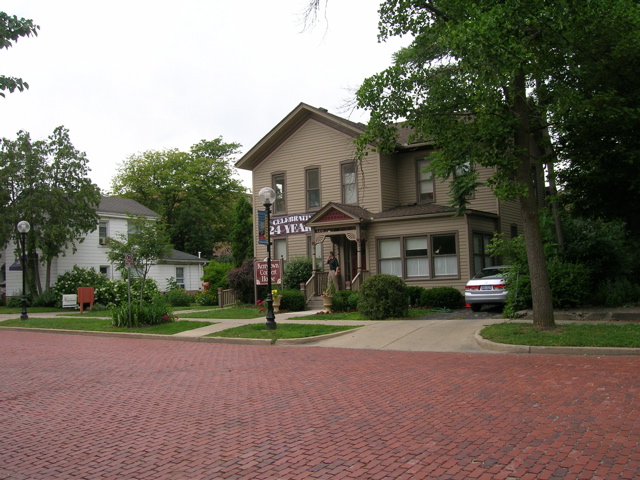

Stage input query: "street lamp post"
[
  {"left": 17, "top": 220, "right": 31, "bottom": 321},
  {"left": 259, "top": 187, "right": 277, "bottom": 330}
]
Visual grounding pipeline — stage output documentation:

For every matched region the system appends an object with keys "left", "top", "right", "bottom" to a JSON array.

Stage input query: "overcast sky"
[{"left": 1, "top": 1, "right": 408, "bottom": 193}]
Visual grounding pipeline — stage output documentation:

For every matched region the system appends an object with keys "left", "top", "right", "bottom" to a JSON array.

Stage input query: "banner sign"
[
  {"left": 258, "top": 210, "right": 268, "bottom": 245},
  {"left": 254, "top": 259, "right": 282, "bottom": 286},
  {"left": 270, "top": 213, "right": 313, "bottom": 237}
]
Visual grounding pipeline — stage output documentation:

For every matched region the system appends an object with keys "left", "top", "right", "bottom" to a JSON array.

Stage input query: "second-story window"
[
  {"left": 341, "top": 162, "right": 357, "bottom": 205},
  {"left": 99, "top": 221, "right": 108, "bottom": 245},
  {"left": 273, "top": 173, "right": 286, "bottom": 214},
  {"left": 306, "top": 168, "right": 320, "bottom": 210},
  {"left": 417, "top": 158, "right": 434, "bottom": 203}
]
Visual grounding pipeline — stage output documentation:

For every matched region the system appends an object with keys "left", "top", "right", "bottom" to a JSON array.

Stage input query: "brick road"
[{"left": 1, "top": 331, "right": 639, "bottom": 480}]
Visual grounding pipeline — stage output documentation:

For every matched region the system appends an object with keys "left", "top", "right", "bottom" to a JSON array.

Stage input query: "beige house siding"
[{"left": 366, "top": 214, "right": 470, "bottom": 292}]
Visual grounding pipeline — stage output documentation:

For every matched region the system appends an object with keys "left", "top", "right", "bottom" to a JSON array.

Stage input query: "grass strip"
[
  {"left": 481, "top": 322, "right": 640, "bottom": 348},
  {"left": 178, "top": 307, "right": 266, "bottom": 320},
  {"left": 0, "top": 317, "right": 214, "bottom": 335},
  {"left": 287, "top": 308, "right": 446, "bottom": 321},
  {"left": 207, "top": 323, "right": 360, "bottom": 340}
]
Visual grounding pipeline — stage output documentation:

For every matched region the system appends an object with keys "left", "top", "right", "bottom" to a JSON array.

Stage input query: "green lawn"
[
  {"left": 207, "top": 323, "right": 360, "bottom": 340},
  {"left": 0, "top": 317, "right": 214, "bottom": 335},
  {"left": 481, "top": 322, "right": 640, "bottom": 348}
]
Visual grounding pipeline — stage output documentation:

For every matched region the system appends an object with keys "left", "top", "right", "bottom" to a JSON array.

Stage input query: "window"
[
  {"left": 510, "top": 224, "right": 518, "bottom": 239},
  {"left": 378, "top": 234, "right": 458, "bottom": 279},
  {"left": 99, "top": 265, "right": 110, "bottom": 277},
  {"left": 417, "top": 158, "right": 434, "bottom": 203},
  {"left": 433, "top": 235, "right": 458, "bottom": 276},
  {"left": 341, "top": 163, "right": 357, "bottom": 205},
  {"left": 405, "top": 237, "right": 429, "bottom": 277},
  {"left": 473, "top": 233, "right": 495, "bottom": 274},
  {"left": 99, "top": 221, "right": 108, "bottom": 245},
  {"left": 379, "top": 238, "right": 402, "bottom": 276},
  {"left": 176, "top": 267, "right": 185, "bottom": 289},
  {"left": 274, "top": 238, "right": 287, "bottom": 261},
  {"left": 273, "top": 173, "right": 286, "bottom": 214},
  {"left": 306, "top": 168, "right": 320, "bottom": 210}
]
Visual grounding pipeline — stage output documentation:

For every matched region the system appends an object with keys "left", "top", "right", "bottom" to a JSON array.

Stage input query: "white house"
[{"left": 2, "top": 197, "right": 207, "bottom": 300}]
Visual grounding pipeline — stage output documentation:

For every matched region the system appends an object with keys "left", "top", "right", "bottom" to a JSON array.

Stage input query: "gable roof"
[
  {"left": 235, "top": 103, "right": 367, "bottom": 171},
  {"left": 98, "top": 197, "right": 160, "bottom": 218},
  {"left": 163, "top": 249, "right": 208, "bottom": 265}
]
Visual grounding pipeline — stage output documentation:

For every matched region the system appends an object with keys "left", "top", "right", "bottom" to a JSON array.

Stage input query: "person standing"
[{"left": 327, "top": 251, "right": 340, "bottom": 291}]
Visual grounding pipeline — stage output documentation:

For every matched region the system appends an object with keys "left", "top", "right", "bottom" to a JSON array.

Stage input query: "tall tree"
[
  {"left": 230, "top": 195, "right": 253, "bottom": 267},
  {"left": 1, "top": 12, "right": 39, "bottom": 97},
  {"left": 111, "top": 137, "right": 245, "bottom": 257},
  {"left": 0, "top": 127, "right": 101, "bottom": 293},
  {"left": 106, "top": 215, "right": 173, "bottom": 306},
  {"left": 309, "top": 0, "right": 639, "bottom": 330}
]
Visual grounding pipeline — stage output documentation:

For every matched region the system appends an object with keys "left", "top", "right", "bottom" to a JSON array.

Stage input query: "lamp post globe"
[
  {"left": 259, "top": 187, "right": 277, "bottom": 330},
  {"left": 17, "top": 221, "right": 31, "bottom": 321}
]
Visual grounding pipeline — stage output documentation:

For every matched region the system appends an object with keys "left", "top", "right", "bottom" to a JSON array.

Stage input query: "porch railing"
[{"left": 218, "top": 287, "right": 239, "bottom": 308}]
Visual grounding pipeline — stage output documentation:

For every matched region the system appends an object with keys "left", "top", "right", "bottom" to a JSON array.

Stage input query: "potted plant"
[
  {"left": 321, "top": 281, "right": 336, "bottom": 311},
  {"left": 271, "top": 288, "right": 283, "bottom": 312}
]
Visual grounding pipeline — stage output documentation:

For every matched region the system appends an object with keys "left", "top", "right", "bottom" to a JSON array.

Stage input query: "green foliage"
[
  {"left": 283, "top": 256, "right": 313, "bottom": 290},
  {"left": 279, "top": 289, "right": 305, "bottom": 312},
  {"left": 31, "top": 290, "right": 59, "bottom": 308},
  {"left": 52, "top": 266, "right": 112, "bottom": 305},
  {"left": 110, "top": 137, "right": 245, "bottom": 256},
  {"left": 231, "top": 196, "right": 253, "bottom": 267},
  {"left": 164, "top": 288, "right": 193, "bottom": 307},
  {"left": 406, "top": 286, "right": 427, "bottom": 307},
  {"left": 331, "top": 290, "right": 359, "bottom": 312},
  {"left": 420, "top": 287, "right": 463, "bottom": 310},
  {"left": 0, "top": 12, "right": 39, "bottom": 97},
  {"left": 106, "top": 215, "right": 172, "bottom": 306},
  {"left": 357, "top": 274, "right": 408, "bottom": 320},
  {"left": 194, "top": 289, "right": 218, "bottom": 306},
  {"left": 592, "top": 279, "right": 640, "bottom": 308},
  {"left": 202, "top": 260, "right": 232, "bottom": 290},
  {"left": 111, "top": 296, "right": 175, "bottom": 328},
  {"left": 560, "top": 216, "right": 639, "bottom": 281},
  {"left": 227, "top": 258, "right": 255, "bottom": 304},
  {"left": 6, "top": 296, "right": 27, "bottom": 308},
  {"left": 0, "top": 127, "right": 101, "bottom": 294}
]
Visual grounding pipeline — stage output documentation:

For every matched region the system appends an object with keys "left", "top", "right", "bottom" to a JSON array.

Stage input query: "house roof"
[
  {"left": 98, "top": 197, "right": 160, "bottom": 218},
  {"left": 236, "top": 103, "right": 367, "bottom": 171},
  {"left": 163, "top": 249, "right": 208, "bottom": 264}
]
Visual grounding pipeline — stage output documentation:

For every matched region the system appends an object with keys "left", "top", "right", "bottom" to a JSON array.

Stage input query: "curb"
[{"left": 474, "top": 331, "right": 640, "bottom": 356}]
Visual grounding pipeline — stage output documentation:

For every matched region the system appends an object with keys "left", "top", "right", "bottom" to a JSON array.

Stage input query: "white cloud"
[{"left": 0, "top": 1, "right": 408, "bottom": 192}]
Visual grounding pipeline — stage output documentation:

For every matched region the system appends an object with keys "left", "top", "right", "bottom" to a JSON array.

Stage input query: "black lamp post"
[
  {"left": 259, "top": 187, "right": 277, "bottom": 330},
  {"left": 17, "top": 220, "right": 30, "bottom": 321}
]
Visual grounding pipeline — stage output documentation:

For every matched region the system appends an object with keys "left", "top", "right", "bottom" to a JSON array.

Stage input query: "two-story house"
[
  {"left": 2, "top": 197, "right": 207, "bottom": 301},
  {"left": 236, "top": 103, "right": 544, "bottom": 300}
]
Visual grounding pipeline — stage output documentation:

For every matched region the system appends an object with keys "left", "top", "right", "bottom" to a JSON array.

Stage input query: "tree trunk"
[{"left": 513, "top": 70, "right": 555, "bottom": 330}]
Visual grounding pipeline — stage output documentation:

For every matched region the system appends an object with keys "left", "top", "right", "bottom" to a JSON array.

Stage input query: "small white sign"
[
  {"left": 125, "top": 253, "right": 134, "bottom": 268},
  {"left": 62, "top": 294, "right": 77, "bottom": 308}
]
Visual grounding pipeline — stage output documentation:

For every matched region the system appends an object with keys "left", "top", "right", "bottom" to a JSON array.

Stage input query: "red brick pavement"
[{"left": 1, "top": 331, "right": 639, "bottom": 480}]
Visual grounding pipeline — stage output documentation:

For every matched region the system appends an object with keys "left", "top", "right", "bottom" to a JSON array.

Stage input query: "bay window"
[{"left": 378, "top": 234, "right": 458, "bottom": 279}]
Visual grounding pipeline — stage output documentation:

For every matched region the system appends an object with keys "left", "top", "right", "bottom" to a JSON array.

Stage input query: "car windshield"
[{"left": 473, "top": 267, "right": 506, "bottom": 279}]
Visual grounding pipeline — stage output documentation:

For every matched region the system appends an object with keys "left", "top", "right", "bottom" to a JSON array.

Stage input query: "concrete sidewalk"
[{"left": 2, "top": 307, "right": 640, "bottom": 354}]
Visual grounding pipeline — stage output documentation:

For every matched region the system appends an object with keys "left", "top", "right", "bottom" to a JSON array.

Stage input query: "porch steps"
[{"left": 306, "top": 295, "right": 324, "bottom": 310}]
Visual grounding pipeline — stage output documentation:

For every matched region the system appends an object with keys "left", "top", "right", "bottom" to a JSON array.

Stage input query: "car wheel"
[{"left": 470, "top": 304, "right": 482, "bottom": 312}]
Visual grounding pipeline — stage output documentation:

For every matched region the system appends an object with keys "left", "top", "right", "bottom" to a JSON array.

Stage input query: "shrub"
[
  {"left": 194, "top": 289, "right": 218, "bottom": 306},
  {"left": 7, "top": 295, "right": 27, "bottom": 308},
  {"left": 110, "top": 278, "right": 159, "bottom": 307},
  {"left": 283, "top": 256, "right": 313, "bottom": 290},
  {"left": 165, "top": 288, "right": 193, "bottom": 307},
  {"left": 358, "top": 274, "right": 409, "bottom": 320},
  {"left": 52, "top": 266, "right": 113, "bottom": 305},
  {"left": 407, "top": 286, "right": 427, "bottom": 307},
  {"left": 331, "top": 290, "right": 358, "bottom": 312},
  {"left": 279, "top": 289, "right": 305, "bottom": 312},
  {"left": 227, "top": 258, "right": 255, "bottom": 304},
  {"left": 202, "top": 260, "right": 232, "bottom": 290},
  {"left": 111, "top": 296, "right": 175, "bottom": 328},
  {"left": 420, "top": 286, "right": 463, "bottom": 310},
  {"left": 592, "top": 278, "right": 640, "bottom": 307},
  {"left": 31, "top": 289, "right": 60, "bottom": 308},
  {"left": 547, "top": 260, "right": 591, "bottom": 308}
]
